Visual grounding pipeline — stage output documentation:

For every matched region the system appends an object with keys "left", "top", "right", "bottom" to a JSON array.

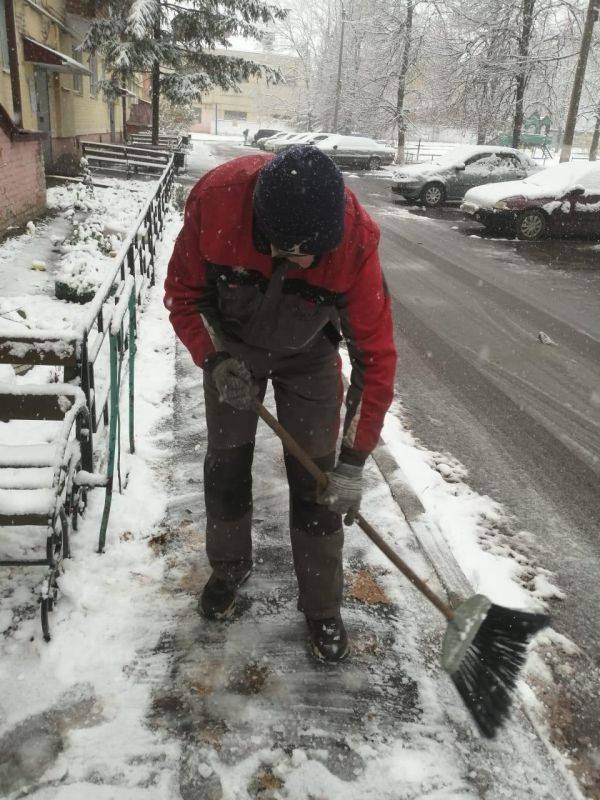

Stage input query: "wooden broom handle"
[{"left": 253, "top": 400, "right": 454, "bottom": 621}]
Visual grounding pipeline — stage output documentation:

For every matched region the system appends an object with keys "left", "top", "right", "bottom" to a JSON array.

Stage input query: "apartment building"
[
  {"left": 1, "top": 0, "right": 151, "bottom": 233},
  {"left": 191, "top": 48, "right": 301, "bottom": 136}
]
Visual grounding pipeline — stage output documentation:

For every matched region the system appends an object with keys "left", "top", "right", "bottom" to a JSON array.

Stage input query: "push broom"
[{"left": 253, "top": 399, "right": 550, "bottom": 738}]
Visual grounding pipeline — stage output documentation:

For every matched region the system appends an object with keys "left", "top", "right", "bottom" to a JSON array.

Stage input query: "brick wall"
[{"left": 0, "top": 124, "right": 47, "bottom": 235}]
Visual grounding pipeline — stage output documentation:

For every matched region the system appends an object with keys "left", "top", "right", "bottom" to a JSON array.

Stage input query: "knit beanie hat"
[{"left": 253, "top": 145, "right": 346, "bottom": 255}]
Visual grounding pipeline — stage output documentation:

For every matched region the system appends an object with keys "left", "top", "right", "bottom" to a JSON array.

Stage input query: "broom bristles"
[{"left": 449, "top": 604, "right": 549, "bottom": 738}]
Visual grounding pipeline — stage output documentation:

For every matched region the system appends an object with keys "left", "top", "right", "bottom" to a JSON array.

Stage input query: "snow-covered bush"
[{"left": 49, "top": 178, "right": 155, "bottom": 303}]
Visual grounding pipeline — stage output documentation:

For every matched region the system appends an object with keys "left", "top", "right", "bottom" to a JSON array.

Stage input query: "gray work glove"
[
  {"left": 209, "top": 355, "right": 258, "bottom": 411},
  {"left": 319, "top": 462, "right": 363, "bottom": 517}
]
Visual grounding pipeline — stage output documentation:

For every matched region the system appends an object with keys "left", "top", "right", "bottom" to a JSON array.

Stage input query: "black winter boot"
[
  {"left": 199, "top": 567, "right": 252, "bottom": 620},
  {"left": 306, "top": 614, "right": 349, "bottom": 663}
]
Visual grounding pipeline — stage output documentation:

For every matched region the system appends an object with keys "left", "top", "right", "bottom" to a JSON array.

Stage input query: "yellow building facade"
[
  {"left": 0, "top": 0, "right": 150, "bottom": 171},
  {"left": 191, "top": 49, "right": 301, "bottom": 136}
]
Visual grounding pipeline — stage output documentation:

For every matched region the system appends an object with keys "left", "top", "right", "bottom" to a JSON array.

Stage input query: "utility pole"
[
  {"left": 331, "top": 4, "right": 346, "bottom": 133},
  {"left": 560, "top": 0, "right": 599, "bottom": 162}
]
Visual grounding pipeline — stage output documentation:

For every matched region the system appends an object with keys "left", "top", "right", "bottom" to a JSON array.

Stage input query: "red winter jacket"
[{"left": 164, "top": 154, "right": 396, "bottom": 463}]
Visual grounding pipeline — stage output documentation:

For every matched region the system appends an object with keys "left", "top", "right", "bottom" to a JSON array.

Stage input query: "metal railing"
[
  {"left": 0, "top": 154, "right": 176, "bottom": 638},
  {"left": 97, "top": 275, "right": 137, "bottom": 550},
  {"left": 0, "top": 155, "right": 176, "bottom": 550},
  {"left": 80, "top": 155, "right": 174, "bottom": 438}
]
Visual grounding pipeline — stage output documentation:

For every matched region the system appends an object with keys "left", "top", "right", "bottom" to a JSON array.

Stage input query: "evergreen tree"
[{"left": 84, "top": 0, "right": 285, "bottom": 143}]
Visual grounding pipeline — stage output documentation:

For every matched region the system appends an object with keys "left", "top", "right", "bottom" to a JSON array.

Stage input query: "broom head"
[{"left": 442, "top": 595, "right": 550, "bottom": 738}]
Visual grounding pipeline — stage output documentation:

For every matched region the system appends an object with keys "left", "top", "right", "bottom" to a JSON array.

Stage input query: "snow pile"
[
  {"left": 48, "top": 179, "right": 156, "bottom": 299},
  {"left": 379, "top": 402, "right": 555, "bottom": 610},
  {"left": 0, "top": 176, "right": 161, "bottom": 398},
  {"left": 375, "top": 206, "right": 438, "bottom": 223}
]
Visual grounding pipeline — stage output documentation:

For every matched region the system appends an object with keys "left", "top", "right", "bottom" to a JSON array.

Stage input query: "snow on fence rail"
[{"left": 0, "top": 156, "right": 176, "bottom": 639}]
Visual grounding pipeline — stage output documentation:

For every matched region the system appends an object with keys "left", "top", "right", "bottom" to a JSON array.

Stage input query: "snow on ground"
[
  {"left": 48, "top": 178, "right": 155, "bottom": 298},
  {"left": 0, "top": 210, "right": 182, "bottom": 799},
  {"left": 0, "top": 177, "right": 156, "bottom": 337},
  {"left": 373, "top": 205, "right": 438, "bottom": 222},
  {"left": 0, "top": 144, "right": 585, "bottom": 798},
  {"left": 191, "top": 132, "right": 244, "bottom": 144}
]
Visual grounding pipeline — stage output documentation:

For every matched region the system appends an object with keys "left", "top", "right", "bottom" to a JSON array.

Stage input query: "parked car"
[
  {"left": 252, "top": 129, "right": 281, "bottom": 147},
  {"left": 264, "top": 132, "right": 300, "bottom": 152},
  {"left": 461, "top": 161, "right": 600, "bottom": 240},
  {"left": 312, "top": 135, "right": 395, "bottom": 169},
  {"left": 257, "top": 131, "right": 288, "bottom": 150},
  {"left": 391, "top": 145, "right": 538, "bottom": 207},
  {"left": 270, "top": 132, "right": 316, "bottom": 153}
]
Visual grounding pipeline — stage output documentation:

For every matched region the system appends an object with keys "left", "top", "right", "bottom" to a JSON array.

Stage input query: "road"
[
  {"left": 185, "top": 140, "right": 600, "bottom": 794},
  {"left": 348, "top": 170, "right": 600, "bottom": 781}
]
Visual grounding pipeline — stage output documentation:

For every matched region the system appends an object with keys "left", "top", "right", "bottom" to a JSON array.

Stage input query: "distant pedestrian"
[
  {"left": 164, "top": 146, "right": 396, "bottom": 662},
  {"left": 243, "top": 128, "right": 249, "bottom": 145}
]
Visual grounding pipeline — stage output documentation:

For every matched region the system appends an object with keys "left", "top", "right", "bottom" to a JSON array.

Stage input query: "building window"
[
  {"left": 224, "top": 109, "right": 247, "bottom": 121},
  {"left": 0, "top": 0, "right": 10, "bottom": 69},
  {"left": 72, "top": 45, "right": 82, "bottom": 93},
  {"left": 89, "top": 51, "right": 98, "bottom": 97}
]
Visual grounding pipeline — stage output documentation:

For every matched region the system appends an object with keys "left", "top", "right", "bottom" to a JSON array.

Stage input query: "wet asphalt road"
[
  {"left": 349, "top": 176, "right": 600, "bottom": 782},
  {"left": 187, "top": 141, "right": 600, "bottom": 788}
]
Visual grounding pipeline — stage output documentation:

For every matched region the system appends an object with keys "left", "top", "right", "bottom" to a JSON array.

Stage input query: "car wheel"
[
  {"left": 517, "top": 209, "right": 548, "bottom": 241},
  {"left": 368, "top": 156, "right": 382, "bottom": 170},
  {"left": 421, "top": 183, "right": 445, "bottom": 208}
]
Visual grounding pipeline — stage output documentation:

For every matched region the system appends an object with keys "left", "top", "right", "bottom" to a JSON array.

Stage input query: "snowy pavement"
[
  {"left": 148, "top": 327, "right": 580, "bottom": 799},
  {"left": 0, "top": 138, "right": 591, "bottom": 799}
]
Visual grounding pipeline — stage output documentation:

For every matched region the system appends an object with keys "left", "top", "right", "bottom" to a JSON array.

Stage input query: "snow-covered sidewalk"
[
  {"left": 0, "top": 226, "right": 580, "bottom": 800},
  {"left": 0, "top": 150, "right": 585, "bottom": 799}
]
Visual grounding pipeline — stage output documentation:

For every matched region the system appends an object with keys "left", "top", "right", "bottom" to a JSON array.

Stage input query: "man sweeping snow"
[{"left": 164, "top": 146, "right": 396, "bottom": 662}]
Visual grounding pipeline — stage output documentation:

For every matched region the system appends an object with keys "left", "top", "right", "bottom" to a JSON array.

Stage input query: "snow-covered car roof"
[
  {"left": 463, "top": 161, "right": 600, "bottom": 207},
  {"left": 392, "top": 144, "right": 534, "bottom": 180},
  {"left": 523, "top": 160, "right": 600, "bottom": 192},
  {"left": 425, "top": 144, "right": 527, "bottom": 165},
  {"left": 314, "top": 134, "right": 395, "bottom": 153}
]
